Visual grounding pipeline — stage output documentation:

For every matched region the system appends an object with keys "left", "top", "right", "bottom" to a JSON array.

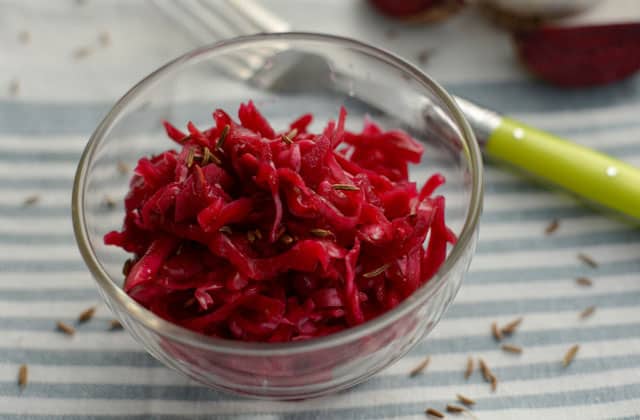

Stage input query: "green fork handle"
[{"left": 457, "top": 97, "right": 640, "bottom": 220}]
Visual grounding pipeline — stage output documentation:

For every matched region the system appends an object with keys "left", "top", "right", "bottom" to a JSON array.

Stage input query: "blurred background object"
[
  {"left": 481, "top": 0, "right": 601, "bottom": 19},
  {"left": 369, "top": 0, "right": 466, "bottom": 22},
  {"left": 367, "top": 0, "right": 640, "bottom": 88},
  {"left": 513, "top": 23, "right": 640, "bottom": 87}
]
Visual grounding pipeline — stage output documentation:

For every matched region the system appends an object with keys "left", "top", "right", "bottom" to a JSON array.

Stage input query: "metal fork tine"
[
  {"left": 197, "top": 0, "right": 284, "bottom": 66},
  {"left": 225, "top": 0, "right": 290, "bottom": 33},
  {"left": 152, "top": 0, "right": 220, "bottom": 44},
  {"left": 150, "top": 0, "right": 295, "bottom": 86},
  {"left": 198, "top": 0, "right": 261, "bottom": 36},
  {"left": 153, "top": 0, "right": 269, "bottom": 78},
  {"left": 174, "top": 0, "right": 237, "bottom": 40},
  {"left": 195, "top": 0, "right": 291, "bottom": 73}
]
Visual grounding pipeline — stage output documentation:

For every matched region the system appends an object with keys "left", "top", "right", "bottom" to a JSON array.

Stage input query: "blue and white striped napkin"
[{"left": 2, "top": 1, "right": 640, "bottom": 418}]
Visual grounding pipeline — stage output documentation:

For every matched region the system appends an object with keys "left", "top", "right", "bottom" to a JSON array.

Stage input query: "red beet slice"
[
  {"left": 514, "top": 23, "right": 640, "bottom": 87},
  {"left": 105, "top": 102, "right": 455, "bottom": 342}
]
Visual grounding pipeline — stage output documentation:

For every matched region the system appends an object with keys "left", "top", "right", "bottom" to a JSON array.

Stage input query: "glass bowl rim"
[{"left": 72, "top": 32, "right": 483, "bottom": 356}]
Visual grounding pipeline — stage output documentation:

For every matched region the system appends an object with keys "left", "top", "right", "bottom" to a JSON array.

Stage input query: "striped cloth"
[{"left": 2, "top": 0, "right": 640, "bottom": 418}]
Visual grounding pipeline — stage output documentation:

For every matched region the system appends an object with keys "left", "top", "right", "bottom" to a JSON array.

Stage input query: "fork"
[{"left": 151, "top": 0, "right": 640, "bottom": 221}]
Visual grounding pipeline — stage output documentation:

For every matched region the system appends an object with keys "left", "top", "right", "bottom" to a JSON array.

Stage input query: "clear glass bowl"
[{"left": 72, "top": 33, "right": 483, "bottom": 400}]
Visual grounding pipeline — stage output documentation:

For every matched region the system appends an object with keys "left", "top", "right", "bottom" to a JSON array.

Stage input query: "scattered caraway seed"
[
  {"left": 122, "top": 258, "right": 133, "bottom": 276},
  {"left": 280, "top": 234, "right": 294, "bottom": 245},
  {"left": 201, "top": 147, "right": 212, "bottom": 165},
  {"left": 310, "top": 228, "right": 332, "bottom": 238},
  {"left": 501, "top": 317, "right": 523, "bottom": 335},
  {"left": 491, "top": 322, "right": 503, "bottom": 341},
  {"left": 417, "top": 49, "right": 430, "bottom": 65},
  {"left": 247, "top": 230, "right": 256, "bottom": 242},
  {"left": 363, "top": 264, "right": 390, "bottom": 278},
  {"left": 98, "top": 31, "right": 110, "bottom": 47},
  {"left": 109, "top": 319, "right": 123, "bottom": 330},
  {"left": 384, "top": 27, "right": 398, "bottom": 40},
  {"left": 580, "top": 306, "right": 596, "bottom": 319},
  {"left": 201, "top": 148, "right": 211, "bottom": 166},
  {"left": 9, "top": 78, "right": 20, "bottom": 96},
  {"left": 104, "top": 195, "right": 116, "bottom": 209},
  {"left": 425, "top": 408, "right": 445, "bottom": 418},
  {"left": 203, "top": 147, "right": 221, "bottom": 165},
  {"left": 577, "top": 252, "right": 598, "bottom": 268},
  {"left": 56, "top": 321, "right": 75, "bottom": 336},
  {"left": 576, "top": 277, "right": 593, "bottom": 287},
  {"left": 479, "top": 358, "right": 491, "bottom": 381},
  {"left": 216, "top": 124, "right": 230, "bottom": 150},
  {"left": 282, "top": 128, "right": 298, "bottom": 144},
  {"left": 22, "top": 194, "right": 39, "bottom": 207},
  {"left": 479, "top": 358, "right": 497, "bottom": 391},
  {"left": 563, "top": 344, "right": 580, "bottom": 367},
  {"left": 186, "top": 148, "right": 195, "bottom": 168},
  {"left": 77, "top": 306, "right": 96, "bottom": 323},
  {"left": 545, "top": 218, "right": 559, "bottom": 235},
  {"left": 72, "top": 46, "right": 93, "bottom": 60},
  {"left": 409, "top": 356, "right": 431, "bottom": 377},
  {"left": 446, "top": 404, "right": 466, "bottom": 413},
  {"left": 117, "top": 160, "right": 129, "bottom": 175},
  {"left": 219, "top": 226, "right": 232, "bottom": 234},
  {"left": 18, "top": 364, "right": 28, "bottom": 389},
  {"left": 18, "top": 30, "right": 31, "bottom": 44},
  {"left": 331, "top": 184, "right": 359, "bottom": 191},
  {"left": 501, "top": 343, "right": 523, "bottom": 354},
  {"left": 464, "top": 356, "right": 474, "bottom": 380},
  {"left": 210, "top": 153, "right": 222, "bottom": 166},
  {"left": 457, "top": 393, "right": 475, "bottom": 406}
]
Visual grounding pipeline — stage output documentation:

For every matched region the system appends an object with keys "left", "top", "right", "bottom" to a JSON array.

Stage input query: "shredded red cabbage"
[{"left": 105, "top": 101, "right": 456, "bottom": 342}]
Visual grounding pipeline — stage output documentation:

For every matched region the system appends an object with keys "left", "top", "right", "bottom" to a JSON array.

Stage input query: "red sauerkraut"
[{"left": 105, "top": 101, "right": 455, "bottom": 342}]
